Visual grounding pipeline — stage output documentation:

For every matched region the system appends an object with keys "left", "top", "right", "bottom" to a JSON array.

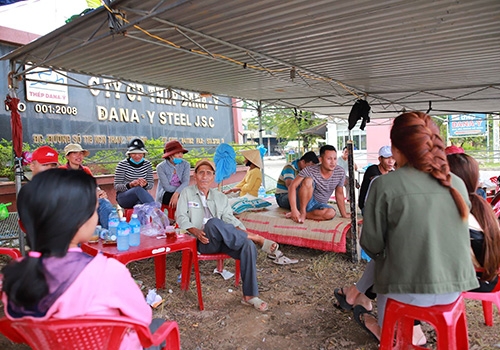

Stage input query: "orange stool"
[
  {"left": 379, "top": 295, "right": 469, "bottom": 350},
  {"left": 160, "top": 204, "right": 176, "bottom": 221},
  {"left": 197, "top": 253, "right": 240, "bottom": 287}
]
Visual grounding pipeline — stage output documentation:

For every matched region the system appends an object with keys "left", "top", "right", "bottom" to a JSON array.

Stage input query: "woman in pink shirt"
[{"left": 1, "top": 169, "right": 160, "bottom": 349}]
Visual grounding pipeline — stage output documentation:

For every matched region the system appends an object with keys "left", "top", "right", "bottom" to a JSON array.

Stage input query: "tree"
[{"left": 247, "top": 106, "right": 324, "bottom": 151}]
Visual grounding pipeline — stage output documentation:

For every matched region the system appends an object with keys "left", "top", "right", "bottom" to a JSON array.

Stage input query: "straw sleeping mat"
[{"left": 236, "top": 200, "right": 351, "bottom": 252}]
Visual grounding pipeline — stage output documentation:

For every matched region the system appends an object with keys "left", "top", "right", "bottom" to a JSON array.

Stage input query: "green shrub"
[
  {"left": 86, "top": 149, "right": 124, "bottom": 175},
  {"left": 0, "top": 139, "right": 258, "bottom": 179},
  {"left": 0, "top": 139, "right": 31, "bottom": 181}
]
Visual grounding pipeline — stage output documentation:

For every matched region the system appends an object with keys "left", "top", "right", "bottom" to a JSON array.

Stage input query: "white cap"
[{"left": 378, "top": 146, "right": 392, "bottom": 158}]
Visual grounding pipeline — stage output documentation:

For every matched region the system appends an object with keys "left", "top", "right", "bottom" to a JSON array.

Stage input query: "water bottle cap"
[
  {"left": 132, "top": 213, "right": 138, "bottom": 218},
  {"left": 96, "top": 225, "right": 102, "bottom": 229},
  {"left": 120, "top": 217, "right": 127, "bottom": 221}
]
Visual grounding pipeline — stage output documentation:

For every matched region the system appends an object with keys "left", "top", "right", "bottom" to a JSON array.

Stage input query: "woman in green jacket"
[{"left": 357, "top": 111, "right": 478, "bottom": 344}]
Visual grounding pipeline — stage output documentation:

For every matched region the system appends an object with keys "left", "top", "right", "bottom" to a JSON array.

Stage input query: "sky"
[{"left": 0, "top": 0, "right": 88, "bottom": 35}]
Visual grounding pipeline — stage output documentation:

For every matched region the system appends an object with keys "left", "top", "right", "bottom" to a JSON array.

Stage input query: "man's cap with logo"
[
  {"left": 195, "top": 159, "right": 216, "bottom": 172},
  {"left": 31, "top": 146, "right": 59, "bottom": 165},
  {"left": 378, "top": 146, "right": 393, "bottom": 158},
  {"left": 64, "top": 143, "right": 90, "bottom": 157}
]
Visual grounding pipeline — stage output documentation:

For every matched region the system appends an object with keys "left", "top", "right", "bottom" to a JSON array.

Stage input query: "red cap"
[
  {"left": 31, "top": 146, "right": 59, "bottom": 164},
  {"left": 445, "top": 145, "right": 465, "bottom": 155}
]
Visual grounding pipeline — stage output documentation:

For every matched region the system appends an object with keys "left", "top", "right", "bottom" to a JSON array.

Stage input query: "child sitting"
[{"left": 1, "top": 169, "right": 162, "bottom": 349}]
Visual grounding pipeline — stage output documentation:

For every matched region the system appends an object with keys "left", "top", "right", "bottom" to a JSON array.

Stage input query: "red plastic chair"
[
  {"left": 124, "top": 208, "right": 134, "bottom": 222},
  {"left": 161, "top": 204, "right": 176, "bottom": 221},
  {"left": 0, "top": 247, "right": 22, "bottom": 259},
  {"left": 0, "top": 316, "right": 180, "bottom": 350},
  {"left": 159, "top": 205, "right": 240, "bottom": 289},
  {"left": 462, "top": 269, "right": 500, "bottom": 326},
  {"left": 197, "top": 252, "right": 241, "bottom": 287},
  {"left": 490, "top": 176, "right": 498, "bottom": 190},
  {"left": 379, "top": 295, "right": 469, "bottom": 350}
]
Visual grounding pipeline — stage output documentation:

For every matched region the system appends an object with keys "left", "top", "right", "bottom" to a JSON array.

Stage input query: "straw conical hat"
[{"left": 240, "top": 149, "right": 262, "bottom": 168}]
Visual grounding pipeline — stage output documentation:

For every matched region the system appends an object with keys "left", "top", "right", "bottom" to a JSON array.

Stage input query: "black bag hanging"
[{"left": 348, "top": 99, "right": 371, "bottom": 131}]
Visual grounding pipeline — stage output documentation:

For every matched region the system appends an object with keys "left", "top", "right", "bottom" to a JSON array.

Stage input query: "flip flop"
[
  {"left": 241, "top": 297, "right": 268, "bottom": 312},
  {"left": 267, "top": 250, "right": 284, "bottom": 260},
  {"left": 273, "top": 255, "right": 299, "bottom": 265},
  {"left": 333, "top": 288, "right": 353, "bottom": 311},
  {"left": 353, "top": 305, "right": 380, "bottom": 342},
  {"left": 261, "top": 239, "right": 279, "bottom": 255}
]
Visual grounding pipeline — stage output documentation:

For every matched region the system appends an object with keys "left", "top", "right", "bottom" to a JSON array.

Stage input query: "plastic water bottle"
[
  {"left": 258, "top": 185, "right": 266, "bottom": 198},
  {"left": 100, "top": 228, "right": 111, "bottom": 241},
  {"left": 108, "top": 209, "right": 119, "bottom": 239},
  {"left": 116, "top": 217, "right": 130, "bottom": 251},
  {"left": 94, "top": 225, "right": 102, "bottom": 238},
  {"left": 128, "top": 213, "right": 141, "bottom": 247}
]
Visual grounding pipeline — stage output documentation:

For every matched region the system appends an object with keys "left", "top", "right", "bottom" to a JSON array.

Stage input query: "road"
[
  {"left": 261, "top": 156, "right": 499, "bottom": 191},
  {"left": 262, "top": 156, "right": 287, "bottom": 180}
]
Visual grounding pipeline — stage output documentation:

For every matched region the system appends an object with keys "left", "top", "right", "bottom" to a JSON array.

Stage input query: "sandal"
[
  {"left": 353, "top": 305, "right": 380, "bottom": 342},
  {"left": 241, "top": 297, "right": 268, "bottom": 312},
  {"left": 333, "top": 288, "right": 353, "bottom": 311},
  {"left": 273, "top": 255, "right": 299, "bottom": 265},
  {"left": 261, "top": 239, "right": 279, "bottom": 255},
  {"left": 267, "top": 251, "right": 284, "bottom": 260}
]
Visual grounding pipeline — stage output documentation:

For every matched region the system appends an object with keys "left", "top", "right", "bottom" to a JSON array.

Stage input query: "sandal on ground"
[
  {"left": 267, "top": 251, "right": 284, "bottom": 260},
  {"left": 333, "top": 288, "right": 353, "bottom": 311},
  {"left": 273, "top": 255, "right": 299, "bottom": 265},
  {"left": 261, "top": 239, "right": 279, "bottom": 255},
  {"left": 241, "top": 297, "right": 269, "bottom": 312},
  {"left": 353, "top": 305, "right": 380, "bottom": 342}
]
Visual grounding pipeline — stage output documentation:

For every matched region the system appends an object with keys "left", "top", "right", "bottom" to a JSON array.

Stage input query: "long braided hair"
[
  {"left": 448, "top": 153, "right": 500, "bottom": 281},
  {"left": 390, "top": 111, "right": 468, "bottom": 220}
]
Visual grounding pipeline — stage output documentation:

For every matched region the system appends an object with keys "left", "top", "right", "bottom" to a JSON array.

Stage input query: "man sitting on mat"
[
  {"left": 176, "top": 159, "right": 280, "bottom": 312},
  {"left": 287, "top": 145, "right": 349, "bottom": 223}
]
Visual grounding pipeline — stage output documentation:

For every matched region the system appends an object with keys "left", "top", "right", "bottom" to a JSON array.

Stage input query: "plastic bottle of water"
[
  {"left": 128, "top": 213, "right": 141, "bottom": 247},
  {"left": 94, "top": 225, "right": 102, "bottom": 238},
  {"left": 116, "top": 217, "right": 130, "bottom": 251},
  {"left": 258, "top": 185, "right": 266, "bottom": 198},
  {"left": 108, "top": 209, "right": 119, "bottom": 239},
  {"left": 100, "top": 228, "right": 111, "bottom": 241}
]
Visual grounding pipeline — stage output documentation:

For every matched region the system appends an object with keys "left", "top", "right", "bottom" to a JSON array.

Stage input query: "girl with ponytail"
[{"left": 1, "top": 169, "right": 156, "bottom": 349}]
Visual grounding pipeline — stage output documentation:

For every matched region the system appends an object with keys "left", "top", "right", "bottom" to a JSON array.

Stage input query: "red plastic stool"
[
  {"left": 124, "top": 209, "right": 134, "bottom": 222},
  {"left": 379, "top": 295, "right": 469, "bottom": 350},
  {"left": 0, "top": 247, "right": 22, "bottom": 259},
  {"left": 197, "top": 253, "right": 240, "bottom": 287},
  {"left": 160, "top": 204, "right": 176, "bottom": 221},
  {"left": 462, "top": 268, "right": 500, "bottom": 326}
]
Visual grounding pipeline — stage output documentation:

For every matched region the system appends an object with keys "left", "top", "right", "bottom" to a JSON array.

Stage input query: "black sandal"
[
  {"left": 333, "top": 288, "right": 353, "bottom": 311},
  {"left": 353, "top": 305, "right": 380, "bottom": 342}
]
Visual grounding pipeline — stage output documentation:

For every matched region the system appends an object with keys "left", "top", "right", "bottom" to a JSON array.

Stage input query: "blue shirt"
[{"left": 276, "top": 160, "right": 299, "bottom": 194}]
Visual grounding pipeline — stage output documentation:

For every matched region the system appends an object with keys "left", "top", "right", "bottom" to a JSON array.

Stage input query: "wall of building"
[{"left": 1, "top": 36, "right": 236, "bottom": 153}]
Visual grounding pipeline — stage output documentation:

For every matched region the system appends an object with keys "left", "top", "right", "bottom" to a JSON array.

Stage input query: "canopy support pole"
[
  {"left": 258, "top": 100, "right": 265, "bottom": 188},
  {"left": 8, "top": 59, "right": 25, "bottom": 256},
  {"left": 347, "top": 139, "right": 359, "bottom": 262}
]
